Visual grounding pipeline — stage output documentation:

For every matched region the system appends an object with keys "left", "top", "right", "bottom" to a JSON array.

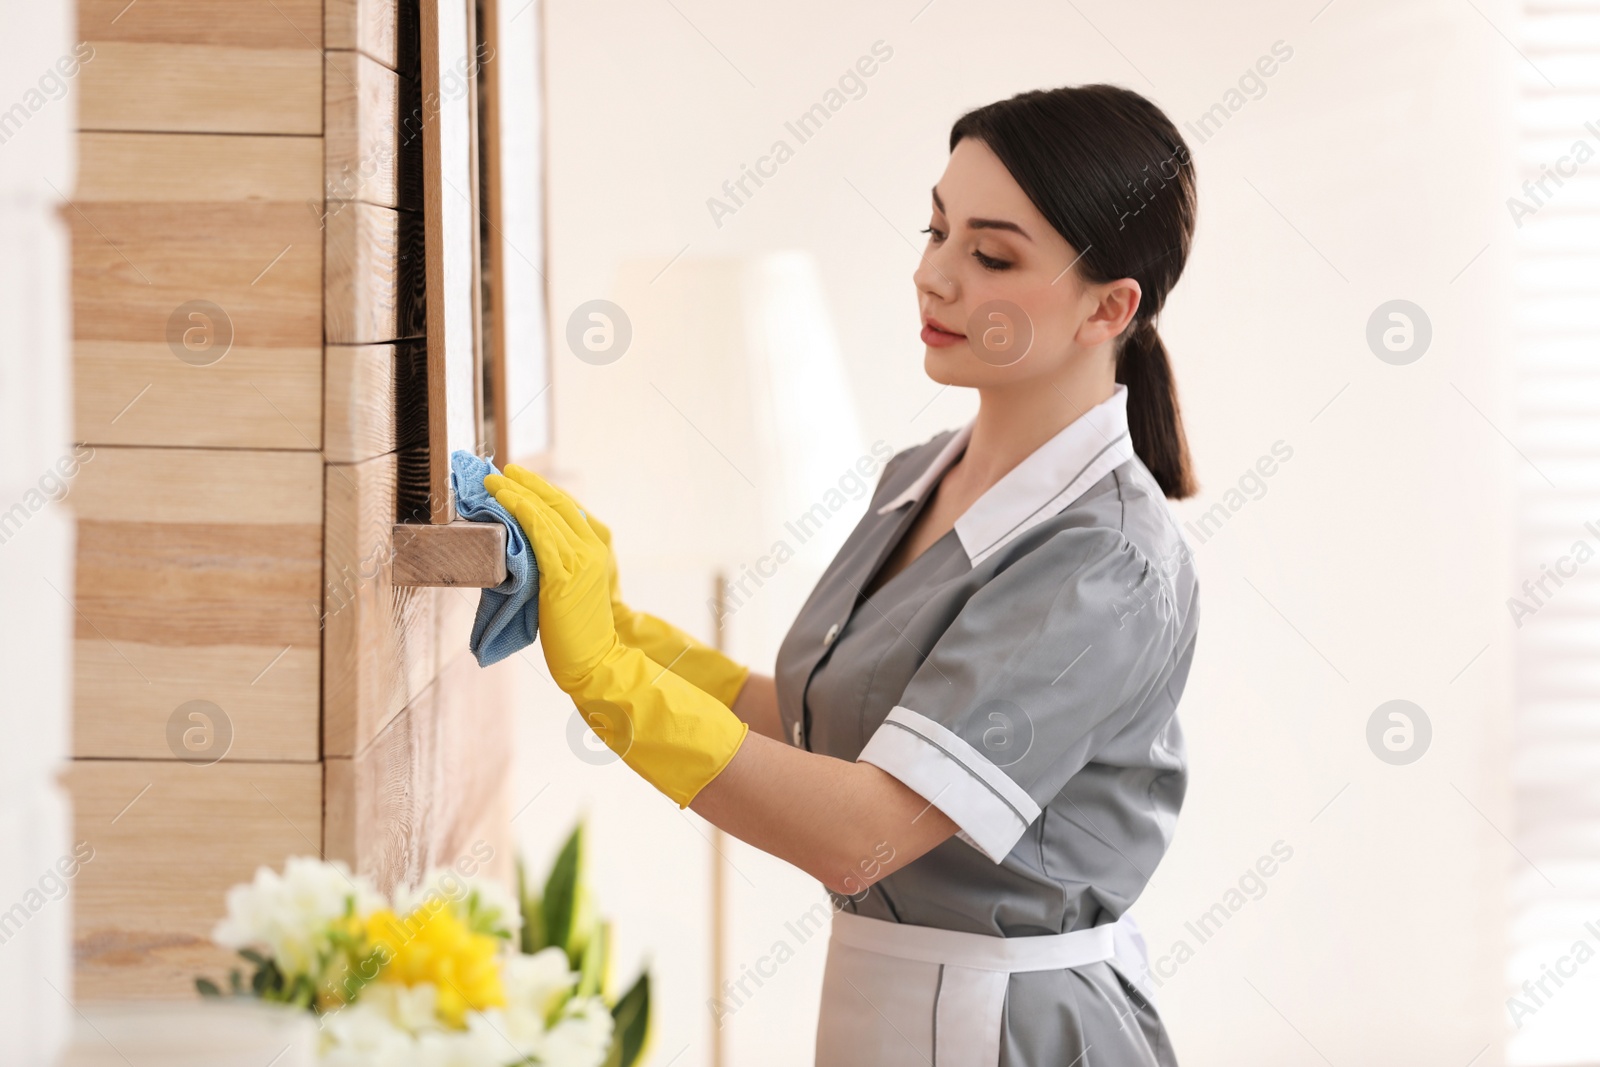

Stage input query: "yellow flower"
[{"left": 364, "top": 904, "right": 505, "bottom": 1028}]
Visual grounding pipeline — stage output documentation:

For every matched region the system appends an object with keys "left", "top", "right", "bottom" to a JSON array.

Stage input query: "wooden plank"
[
  {"left": 74, "top": 519, "right": 321, "bottom": 647},
  {"left": 482, "top": 0, "right": 553, "bottom": 464},
  {"left": 75, "top": 341, "right": 321, "bottom": 449},
  {"left": 71, "top": 135, "right": 324, "bottom": 449},
  {"left": 391, "top": 520, "right": 507, "bottom": 586},
  {"left": 326, "top": 0, "right": 408, "bottom": 73},
  {"left": 324, "top": 201, "right": 426, "bottom": 345},
  {"left": 76, "top": 132, "right": 323, "bottom": 203},
  {"left": 79, "top": 42, "right": 322, "bottom": 135},
  {"left": 72, "top": 447, "right": 323, "bottom": 525},
  {"left": 464, "top": 3, "right": 488, "bottom": 474},
  {"left": 480, "top": 0, "right": 508, "bottom": 465},
  {"left": 70, "top": 202, "right": 323, "bottom": 349},
  {"left": 323, "top": 452, "right": 437, "bottom": 757},
  {"left": 325, "top": 51, "right": 402, "bottom": 209},
  {"left": 79, "top": 0, "right": 323, "bottom": 48},
  {"left": 420, "top": 0, "right": 482, "bottom": 522},
  {"left": 66, "top": 760, "right": 323, "bottom": 998},
  {"left": 431, "top": 585, "right": 481, "bottom": 679},
  {"left": 324, "top": 341, "right": 426, "bottom": 463},
  {"left": 71, "top": 448, "right": 322, "bottom": 761},
  {"left": 73, "top": 640, "right": 319, "bottom": 761},
  {"left": 324, "top": 649, "right": 514, "bottom": 896}
]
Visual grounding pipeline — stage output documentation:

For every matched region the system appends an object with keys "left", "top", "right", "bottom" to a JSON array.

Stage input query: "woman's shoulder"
[{"left": 1033, "top": 456, "right": 1198, "bottom": 602}]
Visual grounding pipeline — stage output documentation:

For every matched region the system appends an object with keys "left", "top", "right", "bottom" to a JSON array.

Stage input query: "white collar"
[{"left": 876, "top": 383, "right": 1137, "bottom": 566}]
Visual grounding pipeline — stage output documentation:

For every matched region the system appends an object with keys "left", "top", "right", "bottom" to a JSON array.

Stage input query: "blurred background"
[{"left": 6, "top": 0, "right": 1597, "bottom": 1064}]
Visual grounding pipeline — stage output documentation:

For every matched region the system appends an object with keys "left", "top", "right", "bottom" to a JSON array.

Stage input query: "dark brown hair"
[{"left": 951, "top": 84, "right": 1199, "bottom": 499}]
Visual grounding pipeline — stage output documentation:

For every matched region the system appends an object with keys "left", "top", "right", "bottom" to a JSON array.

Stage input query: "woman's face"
[{"left": 914, "top": 137, "right": 1139, "bottom": 388}]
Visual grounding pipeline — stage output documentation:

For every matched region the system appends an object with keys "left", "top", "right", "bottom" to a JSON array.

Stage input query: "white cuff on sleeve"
[{"left": 857, "top": 705, "right": 1042, "bottom": 863}]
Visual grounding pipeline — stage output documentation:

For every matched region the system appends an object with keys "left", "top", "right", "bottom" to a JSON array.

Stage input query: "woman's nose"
[{"left": 913, "top": 243, "right": 957, "bottom": 305}]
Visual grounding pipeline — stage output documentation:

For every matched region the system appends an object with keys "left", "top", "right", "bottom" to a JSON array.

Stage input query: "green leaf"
[
  {"left": 516, "top": 855, "right": 534, "bottom": 955},
  {"left": 608, "top": 971, "right": 651, "bottom": 1067},
  {"left": 287, "top": 973, "right": 316, "bottom": 1011},
  {"left": 541, "top": 823, "right": 583, "bottom": 964},
  {"left": 577, "top": 920, "right": 608, "bottom": 999},
  {"left": 195, "top": 977, "right": 222, "bottom": 998},
  {"left": 228, "top": 969, "right": 243, "bottom": 995},
  {"left": 237, "top": 947, "right": 268, "bottom": 967}
]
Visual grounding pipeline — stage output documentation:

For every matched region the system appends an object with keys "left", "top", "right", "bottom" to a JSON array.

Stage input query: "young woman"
[{"left": 488, "top": 83, "right": 1201, "bottom": 1067}]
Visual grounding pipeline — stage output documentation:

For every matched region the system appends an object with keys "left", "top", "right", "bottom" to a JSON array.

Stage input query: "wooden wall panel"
[
  {"left": 72, "top": 448, "right": 322, "bottom": 762},
  {"left": 327, "top": 0, "right": 400, "bottom": 71},
  {"left": 325, "top": 649, "right": 515, "bottom": 896},
  {"left": 80, "top": 42, "right": 322, "bottom": 135},
  {"left": 67, "top": 760, "right": 323, "bottom": 999},
  {"left": 76, "top": 132, "right": 323, "bottom": 203},
  {"left": 324, "top": 341, "right": 427, "bottom": 464},
  {"left": 79, "top": 0, "right": 323, "bottom": 47},
  {"left": 73, "top": 132, "right": 324, "bottom": 450},
  {"left": 72, "top": 203, "right": 322, "bottom": 348},
  {"left": 324, "top": 201, "right": 426, "bottom": 346},
  {"left": 321, "top": 447, "right": 489, "bottom": 760},
  {"left": 324, "top": 452, "right": 434, "bottom": 757},
  {"left": 66, "top": 0, "right": 526, "bottom": 1003},
  {"left": 326, "top": 51, "right": 407, "bottom": 210},
  {"left": 75, "top": 341, "right": 322, "bottom": 450}
]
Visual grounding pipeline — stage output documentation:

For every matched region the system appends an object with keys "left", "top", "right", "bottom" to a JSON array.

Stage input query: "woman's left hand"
[{"left": 483, "top": 468, "right": 620, "bottom": 693}]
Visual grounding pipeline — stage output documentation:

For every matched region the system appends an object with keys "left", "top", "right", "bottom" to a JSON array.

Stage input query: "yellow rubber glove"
[
  {"left": 484, "top": 468, "right": 749, "bottom": 808},
  {"left": 495, "top": 465, "right": 750, "bottom": 708}
]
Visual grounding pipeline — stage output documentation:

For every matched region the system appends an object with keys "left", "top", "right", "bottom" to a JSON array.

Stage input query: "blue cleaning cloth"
[{"left": 450, "top": 450, "right": 539, "bottom": 667}]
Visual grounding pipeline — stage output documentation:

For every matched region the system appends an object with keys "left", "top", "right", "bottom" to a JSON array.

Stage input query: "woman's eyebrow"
[{"left": 930, "top": 185, "right": 1032, "bottom": 241}]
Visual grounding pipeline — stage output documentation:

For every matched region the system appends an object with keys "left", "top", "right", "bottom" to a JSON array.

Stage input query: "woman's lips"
[{"left": 921, "top": 322, "right": 966, "bottom": 348}]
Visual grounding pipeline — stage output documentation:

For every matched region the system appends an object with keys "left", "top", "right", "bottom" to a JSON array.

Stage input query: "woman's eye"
[
  {"left": 973, "top": 249, "right": 1012, "bottom": 271},
  {"left": 920, "top": 225, "right": 945, "bottom": 242}
]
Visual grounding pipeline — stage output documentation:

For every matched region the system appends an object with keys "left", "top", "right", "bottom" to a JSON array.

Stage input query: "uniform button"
[
  {"left": 791, "top": 721, "right": 803, "bottom": 747},
  {"left": 823, "top": 622, "right": 841, "bottom": 647}
]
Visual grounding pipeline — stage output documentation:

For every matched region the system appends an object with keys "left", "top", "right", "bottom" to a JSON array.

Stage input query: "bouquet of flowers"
[{"left": 197, "top": 824, "right": 649, "bottom": 1067}]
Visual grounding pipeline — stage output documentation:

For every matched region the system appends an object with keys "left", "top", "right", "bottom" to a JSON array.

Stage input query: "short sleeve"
[{"left": 857, "top": 526, "right": 1180, "bottom": 863}]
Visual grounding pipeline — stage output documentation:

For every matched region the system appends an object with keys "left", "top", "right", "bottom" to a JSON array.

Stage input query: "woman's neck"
[{"left": 949, "top": 365, "right": 1117, "bottom": 496}]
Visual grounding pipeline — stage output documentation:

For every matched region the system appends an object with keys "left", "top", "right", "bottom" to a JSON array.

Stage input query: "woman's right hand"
[
  {"left": 500, "top": 465, "right": 633, "bottom": 627},
  {"left": 496, "top": 465, "right": 750, "bottom": 708}
]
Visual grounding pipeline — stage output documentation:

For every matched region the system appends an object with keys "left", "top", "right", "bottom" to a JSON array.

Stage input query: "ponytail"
[{"left": 1116, "top": 317, "right": 1197, "bottom": 500}]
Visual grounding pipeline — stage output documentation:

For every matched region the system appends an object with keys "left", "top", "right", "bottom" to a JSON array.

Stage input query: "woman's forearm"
[
  {"left": 689, "top": 724, "right": 958, "bottom": 895},
  {"left": 729, "top": 671, "right": 784, "bottom": 741}
]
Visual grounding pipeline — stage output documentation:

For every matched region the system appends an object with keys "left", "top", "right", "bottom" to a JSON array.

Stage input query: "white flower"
[
  {"left": 361, "top": 982, "right": 448, "bottom": 1036},
  {"left": 212, "top": 856, "right": 383, "bottom": 981},
  {"left": 412, "top": 1027, "right": 509, "bottom": 1067},
  {"left": 317, "top": 1001, "right": 418, "bottom": 1067},
  {"left": 502, "top": 947, "right": 581, "bottom": 1028},
  {"left": 540, "top": 995, "right": 615, "bottom": 1067},
  {"left": 473, "top": 951, "right": 612, "bottom": 1067}
]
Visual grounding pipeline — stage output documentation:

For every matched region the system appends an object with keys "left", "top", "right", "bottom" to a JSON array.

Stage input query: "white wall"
[
  {"left": 0, "top": 1, "right": 77, "bottom": 1063},
  {"left": 539, "top": 0, "right": 1519, "bottom": 1063}
]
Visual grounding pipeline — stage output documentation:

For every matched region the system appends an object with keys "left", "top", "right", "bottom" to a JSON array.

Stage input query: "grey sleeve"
[{"left": 857, "top": 525, "right": 1181, "bottom": 862}]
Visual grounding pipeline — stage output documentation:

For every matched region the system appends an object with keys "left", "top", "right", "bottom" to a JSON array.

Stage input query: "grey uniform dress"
[{"left": 773, "top": 384, "right": 1199, "bottom": 1066}]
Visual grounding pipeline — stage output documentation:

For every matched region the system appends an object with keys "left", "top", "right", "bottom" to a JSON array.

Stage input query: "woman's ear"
[{"left": 1078, "top": 278, "right": 1142, "bottom": 347}]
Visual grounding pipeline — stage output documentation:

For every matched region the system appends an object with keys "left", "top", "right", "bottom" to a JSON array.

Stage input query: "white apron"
[{"left": 815, "top": 911, "right": 1155, "bottom": 1067}]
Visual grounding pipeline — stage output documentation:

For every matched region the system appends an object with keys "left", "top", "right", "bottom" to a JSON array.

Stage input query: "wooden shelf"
[{"left": 391, "top": 520, "right": 507, "bottom": 587}]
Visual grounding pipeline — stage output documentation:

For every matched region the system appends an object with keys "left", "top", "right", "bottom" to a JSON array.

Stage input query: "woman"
[{"left": 488, "top": 84, "right": 1201, "bottom": 1066}]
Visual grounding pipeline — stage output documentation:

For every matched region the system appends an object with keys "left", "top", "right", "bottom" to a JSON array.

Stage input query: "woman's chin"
[{"left": 923, "top": 345, "right": 992, "bottom": 388}]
